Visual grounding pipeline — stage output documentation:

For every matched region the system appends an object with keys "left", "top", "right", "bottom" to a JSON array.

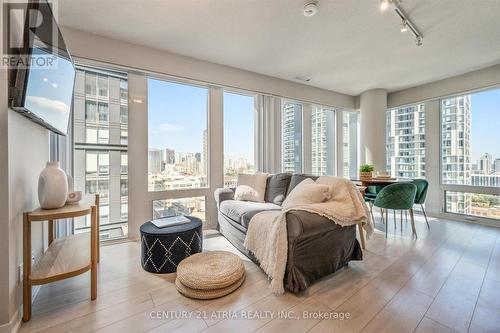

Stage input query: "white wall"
[
  {"left": 387, "top": 63, "right": 500, "bottom": 108},
  {"left": 61, "top": 27, "right": 356, "bottom": 110},
  {"left": 8, "top": 110, "right": 49, "bottom": 317},
  {"left": 0, "top": 48, "right": 11, "bottom": 331},
  {"left": 0, "top": 85, "right": 50, "bottom": 333}
]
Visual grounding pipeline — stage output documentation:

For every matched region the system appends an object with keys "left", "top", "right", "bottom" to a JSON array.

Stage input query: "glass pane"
[
  {"left": 445, "top": 191, "right": 500, "bottom": 221},
  {"left": 342, "top": 111, "right": 359, "bottom": 178},
  {"left": 223, "top": 91, "right": 255, "bottom": 187},
  {"left": 120, "top": 105, "right": 128, "bottom": 124},
  {"left": 85, "top": 101, "right": 97, "bottom": 122},
  {"left": 98, "top": 102, "right": 109, "bottom": 122},
  {"left": 85, "top": 73, "right": 96, "bottom": 96},
  {"left": 311, "top": 106, "right": 336, "bottom": 176},
  {"left": 386, "top": 104, "right": 426, "bottom": 179},
  {"left": 121, "top": 152, "right": 128, "bottom": 174},
  {"left": 86, "top": 128, "right": 97, "bottom": 143},
  {"left": 98, "top": 129, "right": 109, "bottom": 144},
  {"left": 73, "top": 67, "right": 128, "bottom": 239},
  {"left": 282, "top": 101, "right": 303, "bottom": 173},
  {"left": 98, "top": 75, "right": 108, "bottom": 97},
  {"left": 153, "top": 197, "right": 206, "bottom": 222},
  {"left": 120, "top": 178, "right": 128, "bottom": 196},
  {"left": 120, "top": 79, "right": 128, "bottom": 103},
  {"left": 148, "top": 79, "right": 208, "bottom": 192},
  {"left": 86, "top": 152, "right": 97, "bottom": 174},
  {"left": 441, "top": 89, "right": 500, "bottom": 187}
]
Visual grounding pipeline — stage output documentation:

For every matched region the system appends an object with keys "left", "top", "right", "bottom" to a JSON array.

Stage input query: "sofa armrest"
[
  {"left": 286, "top": 210, "right": 342, "bottom": 241},
  {"left": 214, "top": 188, "right": 235, "bottom": 208}
]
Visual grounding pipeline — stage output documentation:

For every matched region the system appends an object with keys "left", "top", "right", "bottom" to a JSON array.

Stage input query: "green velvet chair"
[
  {"left": 373, "top": 183, "right": 418, "bottom": 237},
  {"left": 412, "top": 179, "right": 430, "bottom": 230},
  {"left": 364, "top": 185, "right": 381, "bottom": 222}
]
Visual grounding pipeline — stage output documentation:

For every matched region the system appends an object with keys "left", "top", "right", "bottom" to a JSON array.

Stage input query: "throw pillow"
[
  {"left": 264, "top": 173, "right": 292, "bottom": 205},
  {"left": 281, "top": 178, "right": 330, "bottom": 210},
  {"left": 234, "top": 173, "right": 268, "bottom": 202}
]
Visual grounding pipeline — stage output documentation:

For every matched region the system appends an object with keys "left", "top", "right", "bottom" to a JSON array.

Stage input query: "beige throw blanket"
[{"left": 243, "top": 176, "right": 374, "bottom": 294}]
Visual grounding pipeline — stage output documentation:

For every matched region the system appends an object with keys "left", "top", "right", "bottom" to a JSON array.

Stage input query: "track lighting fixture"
[
  {"left": 380, "top": 0, "right": 424, "bottom": 46},
  {"left": 400, "top": 20, "right": 408, "bottom": 32},
  {"left": 379, "top": 0, "right": 390, "bottom": 11}
]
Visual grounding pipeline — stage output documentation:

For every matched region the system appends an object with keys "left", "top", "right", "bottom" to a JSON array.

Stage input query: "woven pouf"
[{"left": 175, "top": 251, "right": 245, "bottom": 299}]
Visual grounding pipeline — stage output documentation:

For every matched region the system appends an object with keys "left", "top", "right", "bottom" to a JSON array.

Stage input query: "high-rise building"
[
  {"left": 148, "top": 148, "right": 162, "bottom": 173},
  {"left": 441, "top": 95, "right": 472, "bottom": 214},
  {"left": 343, "top": 112, "right": 359, "bottom": 179},
  {"left": 73, "top": 67, "right": 128, "bottom": 239},
  {"left": 477, "top": 153, "right": 492, "bottom": 174},
  {"left": 311, "top": 107, "right": 335, "bottom": 176},
  {"left": 282, "top": 103, "right": 302, "bottom": 173},
  {"left": 386, "top": 104, "right": 426, "bottom": 179},
  {"left": 164, "top": 148, "right": 175, "bottom": 164},
  {"left": 494, "top": 158, "right": 500, "bottom": 174}
]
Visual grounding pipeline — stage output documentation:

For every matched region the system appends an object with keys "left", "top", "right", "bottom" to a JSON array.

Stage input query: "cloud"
[
  {"left": 26, "top": 95, "right": 69, "bottom": 114},
  {"left": 152, "top": 123, "right": 185, "bottom": 135}
]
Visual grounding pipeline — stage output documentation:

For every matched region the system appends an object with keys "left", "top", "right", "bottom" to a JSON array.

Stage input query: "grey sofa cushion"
[
  {"left": 219, "top": 200, "right": 281, "bottom": 228},
  {"left": 265, "top": 173, "right": 292, "bottom": 205},
  {"left": 286, "top": 174, "right": 319, "bottom": 196}
]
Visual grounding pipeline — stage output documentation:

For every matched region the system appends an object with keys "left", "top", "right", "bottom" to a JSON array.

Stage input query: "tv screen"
[{"left": 10, "top": 0, "right": 75, "bottom": 136}]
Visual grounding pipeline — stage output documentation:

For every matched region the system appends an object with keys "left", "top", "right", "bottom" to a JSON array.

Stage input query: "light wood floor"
[{"left": 20, "top": 212, "right": 500, "bottom": 333}]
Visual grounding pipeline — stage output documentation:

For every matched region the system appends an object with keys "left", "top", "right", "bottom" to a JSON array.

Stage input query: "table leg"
[
  {"left": 90, "top": 206, "right": 98, "bottom": 300},
  {"left": 23, "top": 213, "right": 32, "bottom": 322},
  {"left": 95, "top": 194, "right": 100, "bottom": 263},
  {"left": 48, "top": 219, "right": 54, "bottom": 245},
  {"left": 358, "top": 223, "right": 366, "bottom": 250}
]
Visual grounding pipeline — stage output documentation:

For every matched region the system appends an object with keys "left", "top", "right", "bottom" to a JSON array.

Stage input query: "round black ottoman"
[{"left": 140, "top": 216, "right": 202, "bottom": 273}]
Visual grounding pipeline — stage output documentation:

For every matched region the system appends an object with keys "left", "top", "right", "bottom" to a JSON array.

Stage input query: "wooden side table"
[{"left": 23, "top": 194, "right": 100, "bottom": 322}]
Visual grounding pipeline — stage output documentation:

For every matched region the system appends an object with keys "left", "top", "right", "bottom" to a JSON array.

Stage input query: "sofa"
[{"left": 214, "top": 173, "right": 363, "bottom": 293}]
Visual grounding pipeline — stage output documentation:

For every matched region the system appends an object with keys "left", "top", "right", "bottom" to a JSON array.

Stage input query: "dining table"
[{"left": 351, "top": 177, "right": 412, "bottom": 188}]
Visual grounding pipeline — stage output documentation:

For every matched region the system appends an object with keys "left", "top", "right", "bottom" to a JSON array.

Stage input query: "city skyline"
[{"left": 148, "top": 79, "right": 255, "bottom": 161}]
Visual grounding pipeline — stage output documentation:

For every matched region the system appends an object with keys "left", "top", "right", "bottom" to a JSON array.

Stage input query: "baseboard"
[{"left": 0, "top": 309, "right": 21, "bottom": 333}]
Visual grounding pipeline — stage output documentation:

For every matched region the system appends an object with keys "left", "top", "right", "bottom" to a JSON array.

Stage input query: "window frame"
[
  {"left": 438, "top": 87, "right": 500, "bottom": 223},
  {"left": 146, "top": 76, "right": 211, "bottom": 193}
]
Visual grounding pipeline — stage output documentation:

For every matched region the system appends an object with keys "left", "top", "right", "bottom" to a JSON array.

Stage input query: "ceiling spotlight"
[
  {"left": 400, "top": 20, "right": 408, "bottom": 32},
  {"left": 303, "top": 1, "right": 318, "bottom": 17},
  {"left": 415, "top": 36, "right": 423, "bottom": 46},
  {"left": 379, "top": 0, "right": 390, "bottom": 11}
]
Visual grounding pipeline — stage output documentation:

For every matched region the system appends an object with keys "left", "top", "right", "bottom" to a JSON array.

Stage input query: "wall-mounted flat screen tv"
[{"left": 10, "top": 0, "right": 75, "bottom": 136}]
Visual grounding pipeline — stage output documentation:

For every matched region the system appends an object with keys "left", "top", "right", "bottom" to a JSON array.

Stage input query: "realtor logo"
[{"left": 2, "top": 0, "right": 59, "bottom": 69}]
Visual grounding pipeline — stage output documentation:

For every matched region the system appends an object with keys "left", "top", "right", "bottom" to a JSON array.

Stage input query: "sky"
[
  {"left": 148, "top": 78, "right": 254, "bottom": 161},
  {"left": 470, "top": 88, "right": 500, "bottom": 162}
]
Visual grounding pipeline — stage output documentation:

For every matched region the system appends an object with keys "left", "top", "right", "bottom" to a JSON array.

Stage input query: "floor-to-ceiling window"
[
  {"left": 148, "top": 78, "right": 208, "bottom": 222},
  {"left": 441, "top": 89, "right": 500, "bottom": 221},
  {"left": 342, "top": 111, "right": 359, "bottom": 179},
  {"left": 282, "top": 101, "right": 303, "bottom": 173},
  {"left": 386, "top": 103, "right": 426, "bottom": 179},
  {"left": 311, "top": 106, "right": 336, "bottom": 176},
  {"left": 73, "top": 66, "right": 128, "bottom": 239},
  {"left": 223, "top": 91, "right": 256, "bottom": 187}
]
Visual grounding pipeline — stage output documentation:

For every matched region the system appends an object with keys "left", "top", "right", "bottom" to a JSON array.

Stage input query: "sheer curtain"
[{"left": 255, "top": 95, "right": 282, "bottom": 173}]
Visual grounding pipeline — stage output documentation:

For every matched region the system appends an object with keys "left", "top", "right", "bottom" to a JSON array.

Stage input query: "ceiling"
[{"left": 58, "top": 0, "right": 500, "bottom": 96}]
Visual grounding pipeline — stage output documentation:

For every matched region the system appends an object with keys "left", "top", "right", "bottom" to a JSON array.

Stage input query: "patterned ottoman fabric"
[{"left": 140, "top": 216, "right": 203, "bottom": 273}]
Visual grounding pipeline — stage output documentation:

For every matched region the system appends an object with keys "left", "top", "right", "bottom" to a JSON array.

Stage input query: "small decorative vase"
[
  {"left": 359, "top": 171, "right": 373, "bottom": 180},
  {"left": 38, "top": 161, "right": 68, "bottom": 209}
]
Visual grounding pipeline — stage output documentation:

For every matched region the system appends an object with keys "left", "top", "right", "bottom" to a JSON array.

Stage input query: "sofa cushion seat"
[{"left": 219, "top": 200, "right": 281, "bottom": 228}]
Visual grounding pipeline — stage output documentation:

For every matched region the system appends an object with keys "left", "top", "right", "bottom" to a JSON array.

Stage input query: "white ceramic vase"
[{"left": 38, "top": 161, "right": 68, "bottom": 209}]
